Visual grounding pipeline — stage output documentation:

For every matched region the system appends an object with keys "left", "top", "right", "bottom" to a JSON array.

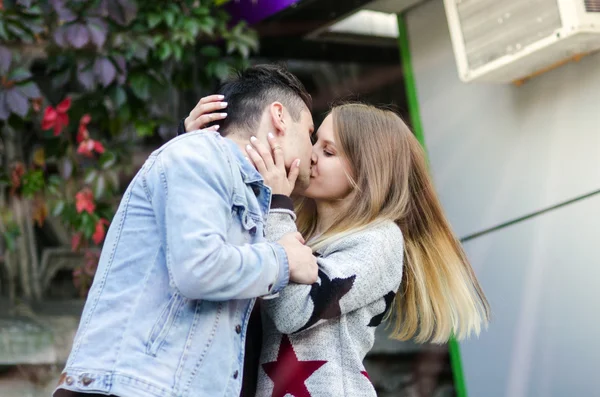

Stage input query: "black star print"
[
  {"left": 295, "top": 269, "right": 356, "bottom": 333},
  {"left": 368, "top": 291, "right": 396, "bottom": 327}
]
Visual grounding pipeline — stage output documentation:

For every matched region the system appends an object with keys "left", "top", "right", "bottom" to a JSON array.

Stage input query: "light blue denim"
[{"left": 54, "top": 130, "right": 290, "bottom": 397}]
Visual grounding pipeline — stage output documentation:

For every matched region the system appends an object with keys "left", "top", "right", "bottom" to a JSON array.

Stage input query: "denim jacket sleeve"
[{"left": 148, "top": 133, "right": 289, "bottom": 301}]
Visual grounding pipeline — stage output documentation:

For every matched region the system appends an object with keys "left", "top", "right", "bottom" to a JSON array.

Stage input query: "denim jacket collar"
[{"left": 222, "top": 137, "right": 264, "bottom": 185}]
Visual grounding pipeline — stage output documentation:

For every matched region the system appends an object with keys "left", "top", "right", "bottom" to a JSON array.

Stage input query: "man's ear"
[{"left": 269, "top": 102, "right": 286, "bottom": 137}]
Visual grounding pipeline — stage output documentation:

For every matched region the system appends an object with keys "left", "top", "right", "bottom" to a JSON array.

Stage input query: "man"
[{"left": 55, "top": 64, "right": 318, "bottom": 397}]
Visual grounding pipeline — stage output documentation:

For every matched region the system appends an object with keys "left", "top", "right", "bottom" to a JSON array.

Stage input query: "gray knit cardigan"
[{"left": 256, "top": 207, "right": 405, "bottom": 397}]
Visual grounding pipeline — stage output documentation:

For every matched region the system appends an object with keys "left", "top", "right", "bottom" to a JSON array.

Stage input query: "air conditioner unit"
[{"left": 443, "top": 0, "right": 600, "bottom": 83}]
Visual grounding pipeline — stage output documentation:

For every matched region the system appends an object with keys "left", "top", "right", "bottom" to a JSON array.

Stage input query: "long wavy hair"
[{"left": 295, "top": 103, "right": 490, "bottom": 343}]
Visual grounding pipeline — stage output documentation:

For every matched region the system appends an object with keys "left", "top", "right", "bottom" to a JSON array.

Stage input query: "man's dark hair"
[{"left": 214, "top": 64, "right": 312, "bottom": 136}]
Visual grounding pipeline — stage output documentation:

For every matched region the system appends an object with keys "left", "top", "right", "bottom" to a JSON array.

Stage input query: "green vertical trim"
[
  {"left": 396, "top": 15, "right": 426, "bottom": 151},
  {"left": 448, "top": 337, "right": 468, "bottom": 397},
  {"left": 396, "top": 13, "right": 468, "bottom": 397}
]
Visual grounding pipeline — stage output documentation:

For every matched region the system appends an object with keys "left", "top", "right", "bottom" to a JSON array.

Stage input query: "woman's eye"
[{"left": 323, "top": 150, "right": 333, "bottom": 157}]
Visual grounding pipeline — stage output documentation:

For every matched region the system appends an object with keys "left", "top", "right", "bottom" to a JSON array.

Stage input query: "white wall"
[
  {"left": 405, "top": 1, "right": 600, "bottom": 396},
  {"left": 406, "top": 1, "right": 600, "bottom": 239},
  {"left": 459, "top": 193, "right": 600, "bottom": 397}
]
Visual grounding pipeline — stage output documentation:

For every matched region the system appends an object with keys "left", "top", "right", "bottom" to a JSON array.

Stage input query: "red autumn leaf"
[
  {"left": 77, "top": 113, "right": 91, "bottom": 143},
  {"left": 75, "top": 188, "right": 95, "bottom": 214},
  {"left": 93, "top": 141, "right": 105, "bottom": 154},
  {"left": 42, "top": 97, "right": 71, "bottom": 136},
  {"left": 77, "top": 138, "right": 105, "bottom": 157},
  {"left": 41, "top": 106, "right": 56, "bottom": 129},
  {"left": 92, "top": 218, "right": 109, "bottom": 245},
  {"left": 77, "top": 129, "right": 88, "bottom": 143},
  {"left": 56, "top": 97, "right": 71, "bottom": 113},
  {"left": 77, "top": 140, "right": 94, "bottom": 157}
]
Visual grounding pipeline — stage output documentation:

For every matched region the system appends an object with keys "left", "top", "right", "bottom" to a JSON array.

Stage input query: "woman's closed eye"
[{"left": 323, "top": 150, "right": 334, "bottom": 157}]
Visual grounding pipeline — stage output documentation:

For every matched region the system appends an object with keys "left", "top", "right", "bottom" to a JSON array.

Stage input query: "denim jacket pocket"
[
  {"left": 233, "top": 204, "right": 259, "bottom": 236},
  {"left": 241, "top": 212, "right": 258, "bottom": 235},
  {"left": 146, "top": 291, "right": 186, "bottom": 357}
]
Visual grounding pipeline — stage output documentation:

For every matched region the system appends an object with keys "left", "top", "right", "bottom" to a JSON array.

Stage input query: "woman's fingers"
[
  {"left": 245, "top": 144, "right": 268, "bottom": 175},
  {"left": 287, "top": 159, "right": 300, "bottom": 187},
  {"left": 245, "top": 135, "right": 299, "bottom": 196},
  {"left": 197, "top": 111, "right": 228, "bottom": 127},
  {"left": 185, "top": 109, "right": 227, "bottom": 132},
  {"left": 200, "top": 100, "right": 228, "bottom": 115},
  {"left": 267, "top": 132, "right": 285, "bottom": 169},
  {"left": 185, "top": 95, "right": 228, "bottom": 132},
  {"left": 247, "top": 135, "right": 299, "bottom": 196},
  {"left": 249, "top": 136, "right": 275, "bottom": 169},
  {"left": 186, "top": 115, "right": 226, "bottom": 132},
  {"left": 189, "top": 95, "right": 226, "bottom": 119},
  {"left": 199, "top": 94, "right": 225, "bottom": 105}
]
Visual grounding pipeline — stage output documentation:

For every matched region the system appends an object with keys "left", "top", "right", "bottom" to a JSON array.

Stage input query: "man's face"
[{"left": 280, "top": 107, "right": 314, "bottom": 193}]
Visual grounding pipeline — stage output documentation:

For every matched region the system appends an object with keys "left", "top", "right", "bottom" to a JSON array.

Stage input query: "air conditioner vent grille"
[
  {"left": 585, "top": 0, "right": 600, "bottom": 13},
  {"left": 456, "top": 0, "right": 562, "bottom": 69}
]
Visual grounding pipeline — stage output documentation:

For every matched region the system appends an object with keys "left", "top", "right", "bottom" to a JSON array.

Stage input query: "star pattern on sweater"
[
  {"left": 295, "top": 269, "right": 356, "bottom": 333},
  {"left": 262, "top": 335, "right": 327, "bottom": 397},
  {"left": 367, "top": 291, "right": 396, "bottom": 327}
]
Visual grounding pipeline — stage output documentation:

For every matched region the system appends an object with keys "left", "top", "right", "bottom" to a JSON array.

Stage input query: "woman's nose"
[{"left": 311, "top": 151, "right": 318, "bottom": 166}]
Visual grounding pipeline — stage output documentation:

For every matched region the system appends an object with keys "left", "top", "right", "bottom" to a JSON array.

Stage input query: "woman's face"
[{"left": 303, "top": 114, "right": 354, "bottom": 201}]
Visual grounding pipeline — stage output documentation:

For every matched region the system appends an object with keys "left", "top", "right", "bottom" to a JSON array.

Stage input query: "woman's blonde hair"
[{"left": 295, "top": 103, "right": 490, "bottom": 344}]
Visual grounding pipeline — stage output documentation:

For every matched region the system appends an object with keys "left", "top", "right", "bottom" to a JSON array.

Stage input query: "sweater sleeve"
[
  {"left": 177, "top": 118, "right": 187, "bottom": 136},
  {"left": 265, "top": 201, "right": 297, "bottom": 242},
  {"left": 262, "top": 222, "right": 404, "bottom": 335}
]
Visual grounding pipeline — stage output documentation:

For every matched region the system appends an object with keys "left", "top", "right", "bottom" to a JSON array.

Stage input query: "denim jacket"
[{"left": 55, "top": 130, "right": 290, "bottom": 397}]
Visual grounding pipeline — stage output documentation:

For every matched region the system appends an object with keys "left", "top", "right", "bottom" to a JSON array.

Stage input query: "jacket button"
[
  {"left": 65, "top": 376, "right": 74, "bottom": 386},
  {"left": 235, "top": 324, "right": 242, "bottom": 334},
  {"left": 233, "top": 370, "right": 239, "bottom": 379},
  {"left": 82, "top": 376, "right": 94, "bottom": 386}
]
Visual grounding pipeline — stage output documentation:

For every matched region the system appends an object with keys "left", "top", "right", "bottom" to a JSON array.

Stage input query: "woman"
[{"left": 183, "top": 98, "right": 490, "bottom": 397}]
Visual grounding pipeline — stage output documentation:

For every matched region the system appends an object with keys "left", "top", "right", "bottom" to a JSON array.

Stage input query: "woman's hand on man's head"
[{"left": 184, "top": 95, "right": 228, "bottom": 132}]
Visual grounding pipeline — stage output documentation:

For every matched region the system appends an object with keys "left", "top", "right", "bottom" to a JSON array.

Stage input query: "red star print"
[{"left": 262, "top": 335, "right": 327, "bottom": 397}]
